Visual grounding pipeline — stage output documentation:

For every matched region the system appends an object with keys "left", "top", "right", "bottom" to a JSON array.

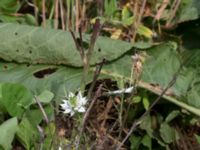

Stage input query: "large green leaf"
[
  {"left": 0, "top": 23, "right": 133, "bottom": 67},
  {"left": 0, "top": 63, "right": 86, "bottom": 101},
  {"left": 0, "top": 117, "right": 18, "bottom": 150},
  {"left": 0, "top": 83, "right": 33, "bottom": 118},
  {"left": 16, "top": 118, "right": 39, "bottom": 150}
]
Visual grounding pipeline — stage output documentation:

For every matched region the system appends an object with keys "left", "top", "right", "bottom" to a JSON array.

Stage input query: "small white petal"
[
  {"left": 63, "top": 108, "right": 72, "bottom": 114},
  {"left": 77, "top": 91, "right": 82, "bottom": 100},
  {"left": 69, "top": 92, "right": 75, "bottom": 98},
  {"left": 77, "top": 106, "right": 86, "bottom": 112},
  {"left": 124, "top": 86, "right": 134, "bottom": 93},
  {"left": 70, "top": 110, "right": 75, "bottom": 116},
  {"left": 58, "top": 146, "right": 62, "bottom": 150}
]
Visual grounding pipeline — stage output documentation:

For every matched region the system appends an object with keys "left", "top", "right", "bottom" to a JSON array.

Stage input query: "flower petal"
[
  {"left": 68, "top": 92, "right": 75, "bottom": 98},
  {"left": 77, "top": 106, "right": 86, "bottom": 112},
  {"left": 70, "top": 110, "right": 75, "bottom": 116},
  {"left": 63, "top": 108, "right": 72, "bottom": 114}
]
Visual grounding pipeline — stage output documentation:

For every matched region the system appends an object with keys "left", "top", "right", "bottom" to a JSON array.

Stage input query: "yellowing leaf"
[
  {"left": 137, "top": 25, "right": 153, "bottom": 38},
  {"left": 111, "top": 29, "right": 122, "bottom": 40}
]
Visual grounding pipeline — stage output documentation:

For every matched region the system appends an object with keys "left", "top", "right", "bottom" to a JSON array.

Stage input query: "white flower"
[{"left": 60, "top": 91, "right": 88, "bottom": 116}]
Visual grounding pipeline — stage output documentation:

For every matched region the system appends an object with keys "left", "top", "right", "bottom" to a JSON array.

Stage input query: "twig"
[
  {"left": 27, "top": 0, "right": 38, "bottom": 25},
  {"left": 54, "top": 0, "right": 59, "bottom": 29},
  {"left": 34, "top": 96, "right": 49, "bottom": 123},
  {"left": 70, "top": 19, "right": 101, "bottom": 85},
  {"left": 59, "top": 0, "right": 65, "bottom": 30},
  {"left": 34, "top": 96, "right": 54, "bottom": 149},
  {"left": 116, "top": 64, "right": 183, "bottom": 150},
  {"left": 42, "top": 0, "right": 46, "bottom": 27},
  {"left": 154, "top": 0, "right": 169, "bottom": 21},
  {"left": 87, "top": 59, "right": 106, "bottom": 99},
  {"left": 165, "top": 0, "right": 181, "bottom": 28},
  {"left": 132, "top": 0, "right": 147, "bottom": 43},
  {"left": 75, "top": 84, "right": 103, "bottom": 149},
  {"left": 75, "top": 0, "right": 80, "bottom": 32}
]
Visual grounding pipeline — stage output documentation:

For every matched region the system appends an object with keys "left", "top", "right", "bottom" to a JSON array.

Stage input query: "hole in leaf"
[
  {"left": 98, "top": 48, "right": 101, "bottom": 52},
  {"left": 76, "top": 38, "right": 89, "bottom": 50},
  {"left": 33, "top": 68, "right": 57, "bottom": 78},
  {"left": 3, "top": 65, "right": 8, "bottom": 70},
  {"left": 29, "top": 50, "right": 32, "bottom": 54},
  {"left": 14, "top": 32, "right": 18, "bottom": 36},
  {"left": 16, "top": 49, "right": 19, "bottom": 52}
]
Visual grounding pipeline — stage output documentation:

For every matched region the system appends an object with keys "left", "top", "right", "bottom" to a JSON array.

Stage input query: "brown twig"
[
  {"left": 42, "top": 0, "right": 46, "bottom": 27},
  {"left": 27, "top": 0, "right": 38, "bottom": 25},
  {"left": 116, "top": 64, "right": 183, "bottom": 150},
  {"left": 75, "top": 84, "right": 103, "bottom": 149},
  {"left": 75, "top": 0, "right": 80, "bottom": 32},
  {"left": 132, "top": 0, "right": 147, "bottom": 43},
  {"left": 54, "top": 0, "right": 59, "bottom": 29},
  {"left": 70, "top": 19, "right": 101, "bottom": 85},
  {"left": 165, "top": 0, "right": 181, "bottom": 28},
  {"left": 34, "top": 96, "right": 54, "bottom": 149},
  {"left": 154, "top": 0, "right": 169, "bottom": 21},
  {"left": 87, "top": 59, "right": 106, "bottom": 99},
  {"left": 34, "top": 96, "right": 49, "bottom": 123},
  {"left": 59, "top": 0, "right": 65, "bottom": 30}
]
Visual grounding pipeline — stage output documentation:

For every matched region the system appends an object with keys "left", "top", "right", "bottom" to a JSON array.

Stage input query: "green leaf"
[
  {"left": 0, "top": 23, "right": 133, "bottom": 67},
  {"left": 0, "top": 83, "right": 33, "bottom": 118},
  {"left": 25, "top": 105, "right": 53, "bottom": 126},
  {"left": 129, "top": 135, "right": 142, "bottom": 150},
  {"left": 0, "top": 117, "right": 18, "bottom": 150},
  {"left": 104, "top": 0, "right": 118, "bottom": 17},
  {"left": 142, "top": 96, "right": 150, "bottom": 110},
  {"left": 43, "top": 122, "right": 56, "bottom": 150},
  {"left": 159, "top": 122, "right": 176, "bottom": 144},
  {"left": 132, "top": 96, "right": 141, "bottom": 103},
  {"left": 16, "top": 118, "right": 39, "bottom": 150},
  {"left": 140, "top": 115, "right": 153, "bottom": 137},
  {"left": 36, "top": 90, "right": 54, "bottom": 104},
  {"left": 141, "top": 135, "right": 152, "bottom": 150},
  {"left": 165, "top": 110, "right": 180, "bottom": 123},
  {"left": 195, "top": 134, "right": 200, "bottom": 144},
  {"left": 0, "top": 63, "right": 86, "bottom": 101},
  {"left": 0, "top": 0, "right": 20, "bottom": 13},
  {"left": 177, "top": 0, "right": 200, "bottom": 23},
  {"left": 137, "top": 25, "right": 153, "bottom": 38}
]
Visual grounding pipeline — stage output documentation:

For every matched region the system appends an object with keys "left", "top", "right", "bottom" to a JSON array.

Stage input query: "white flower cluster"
[{"left": 60, "top": 91, "right": 88, "bottom": 116}]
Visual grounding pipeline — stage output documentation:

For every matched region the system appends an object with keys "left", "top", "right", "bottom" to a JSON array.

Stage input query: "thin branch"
[
  {"left": 154, "top": 0, "right": 169, "bottom": 21},
  {"left": 87, "top": 59, "right": 106, "bottom": 99},
  {"left": 54, "top": 0, "right": 59, "bottom": 29},
  {"left": 165, "top": 0, "right": 181, "bottom": 28},
  {"left": 59, "top": 0, "right": 65, "bottom": 30},
  {"left": 75, "top": 84, "right": 103, "bottom": 150},
  {"left": 132, "top": 0, "right": 147, "bottom": 43},
  {"left": 69, "top": 30, "right": 84, "bottom": 59},
  {"left": 42, "top": 0, "right": 46, "bottom": 27},
  {"left": 34, "top": 96, "right": 49, "bottom": 123},
  {"left": 75, "top": 0, "right": 80, "bottom": 32}
]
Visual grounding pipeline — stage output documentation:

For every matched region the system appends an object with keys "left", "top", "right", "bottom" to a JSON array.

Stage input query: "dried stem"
[
  {"left": 54, "top": 0, "right": 59, "bottom": 29},
  {"left": 59, "top": 0, "right": 65, "bottom": 30},
  {"left": 34, "top": 96, "right": 49, "bottom": 123},
  {"left": 42, "top": 0, "right": 46, "bottom": 27},
  {"left": 132, "top": 0, "right": 147, "bottom": 43},
  {"left": 166, "top": 0, "right": 181, "bottom": 27},
  {"left": 75, "top": 0, "right": 80, "bottom": 32},
  {"left": 75, "top": 84, "right": 103, "bottom": 150},
  {"left": 154, "top": 0, "right": 169, "bottom": 21},
  {"left": 87, "top": 59, "right": 106, "bottom": 99}
]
